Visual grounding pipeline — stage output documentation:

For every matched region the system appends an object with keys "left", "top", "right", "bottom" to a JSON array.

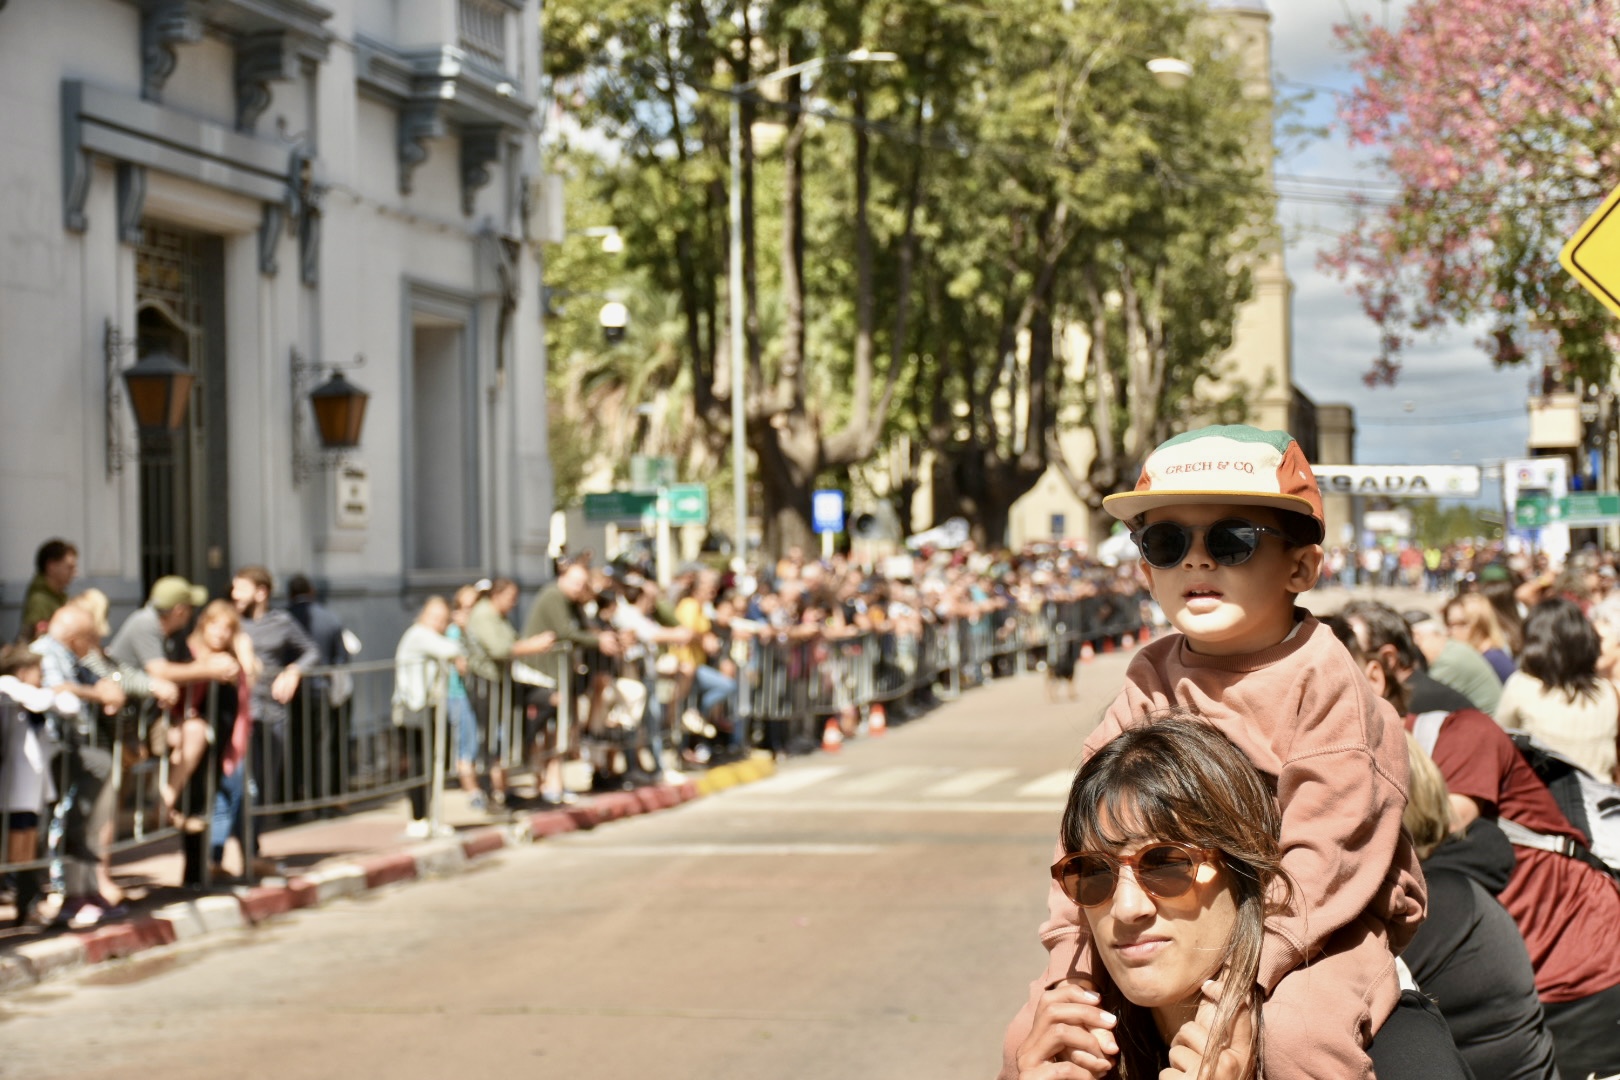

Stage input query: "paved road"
[{"left": 0, "top": 651, "right": 1143, "bottom": 1080}]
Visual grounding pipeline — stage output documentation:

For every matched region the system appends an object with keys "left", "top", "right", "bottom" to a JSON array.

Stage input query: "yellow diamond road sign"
[{"left": 1561, "top": 182, "right": 1620, "bottom": 320}]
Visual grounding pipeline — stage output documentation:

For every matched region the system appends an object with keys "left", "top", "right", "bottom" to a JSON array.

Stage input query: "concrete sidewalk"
[{"left": 0, "top": 754, "right": 776, "bottom": 995}]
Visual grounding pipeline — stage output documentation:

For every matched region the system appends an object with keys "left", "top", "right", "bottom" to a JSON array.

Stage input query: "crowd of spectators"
[
  {"left": 1, "top": 541, "right": 336, "bottom": 927},
  {"left": 388, "top": 542, "right": 1155, "bottom": 819},
  {"left": 4, "top": 523, "right": 1620, "bottom": 1074}
]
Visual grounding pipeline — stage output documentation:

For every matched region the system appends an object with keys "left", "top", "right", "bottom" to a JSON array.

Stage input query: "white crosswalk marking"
[
  {"left": 733, "top": 800, "right": 1064, "bottom": 814},
  {"left": 1015, "top": 769, "right": 1076, "bottom": 799},
  {"left": 921, "top": 767, "right": 1018, "bottom": 798},
  {"left": 576, "top": 843, "right": 882, "bottom": 857},
  {"left": 741, "top": 764, "right": 847, "bottom": 794},
  {"left": 833, "top": 766, "right": 942, "bottom": 795}
]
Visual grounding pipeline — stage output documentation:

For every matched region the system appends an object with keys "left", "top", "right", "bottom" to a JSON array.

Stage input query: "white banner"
[{"left": 1312, "top": 465, "right": 1481, "bottom": 498}]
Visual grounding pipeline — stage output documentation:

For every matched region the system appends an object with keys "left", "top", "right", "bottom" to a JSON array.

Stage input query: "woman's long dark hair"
[
  {"left": 1517, "top": 597, "right": 1602, "bottom": 703},
  {"left": 1061, "top": 712, "right": 1287, "bottom": 1080}
]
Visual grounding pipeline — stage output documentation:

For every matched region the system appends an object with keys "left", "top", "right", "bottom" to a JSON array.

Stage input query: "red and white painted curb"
[{"left": 1, "top": 777, "right": 718, "bottom": 994}]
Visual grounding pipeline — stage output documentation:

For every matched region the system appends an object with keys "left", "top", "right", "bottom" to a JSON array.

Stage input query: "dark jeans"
[
  {"left": 49, "top": 740, "right": 115, "bottom": 900},
  {"left": 1543, "top": 980, "right": 1620, "bottom": 1080},
  {"left": 402, "top": 724, "right": 429, "bottom": 822}
]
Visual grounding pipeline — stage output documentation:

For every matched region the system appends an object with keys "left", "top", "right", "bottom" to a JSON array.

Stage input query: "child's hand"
[
  {"left": 1015, "top": 979, "right": 1118, "bottom": 1078},
  {"left": 1161, "top": 979, "right": 1255, "bottom": 1080}
]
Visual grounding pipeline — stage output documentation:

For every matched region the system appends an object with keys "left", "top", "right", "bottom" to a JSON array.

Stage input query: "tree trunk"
[{"left": 756, "top": 420, "right": 818, "bottom": 557}]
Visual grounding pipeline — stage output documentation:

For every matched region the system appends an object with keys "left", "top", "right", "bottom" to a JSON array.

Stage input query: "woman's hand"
[
  {"left": 1161, "top": 980, "right": 1254, "bottom": 1080},
  {"left": 1015, "top": 979, "right": 1118, "bottom": 1079}
]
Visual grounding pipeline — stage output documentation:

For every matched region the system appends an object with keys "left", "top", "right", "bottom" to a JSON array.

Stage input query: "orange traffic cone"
[
  {"left": 1080, "top": 642, "right": 1095, "bottom": 663},
  {"left": 1139, "top": 625, "right": 1152, "bottom": 644},
  {"left": 1101, "top": 638, "right": 1115, "bottom": 654},
  {"left": 822, "top": 718, "right": 844, "bottom": 753},
  {"left": 1121, "top": 633, "right": 1135, "bottom": 649},
  {"left": 868, "top": 703, "right": 888, "bottom": 737}
]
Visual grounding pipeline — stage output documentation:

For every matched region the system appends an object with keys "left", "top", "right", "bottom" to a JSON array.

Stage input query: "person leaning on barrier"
[
  {"left": 170, "top": 600, "right": 269, "bottom": 884},
  {"left": 230, "top": 566, "right": 320, "bottom": 812},
  {"left": 520, "top": 564, "right": 620, "bottom": 803},
  {"left": 0, "top": 644, "right": 74, "bottom": 926},
  {"left": 108, "top": 575, "right": 233, "bottom": 690},
  {"left": 392, "top": 596, "right": 463, "bottom": 837},
  {"left": 69, "top": 588, "right": 181, "bottom": 719},
  {"left": 465, "top": 578, "right": 557, "bottom": 808},
  {"left": 670, "top": 570, "right": 742, "bottom": 758},
  {"left": 611, "top": 577, "right": 697, "bottom": 781},
  {"left": 67, "top": 590, "right": 184, "bottom": 823},
  {"left": 31, "top": 605, "right": 127, "bottom": 928}
]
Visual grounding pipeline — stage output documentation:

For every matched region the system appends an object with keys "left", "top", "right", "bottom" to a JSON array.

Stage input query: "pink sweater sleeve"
[{"left": 1256, "top": 649, "right": 1427, "bottom": 994}]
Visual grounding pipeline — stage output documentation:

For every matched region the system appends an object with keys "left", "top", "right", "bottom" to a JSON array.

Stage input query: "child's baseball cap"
[{"left": 1102, "top": 424, "right": 1325, "bottom": 544}]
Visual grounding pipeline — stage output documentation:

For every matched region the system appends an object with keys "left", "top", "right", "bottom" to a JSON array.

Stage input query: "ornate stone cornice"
[
  {"left": 126, "top": 0, "right": 333, "bottom": 108},
  {"left": 235, "top": 31, "right": 304, "bottom": 132},
  {"left": 355, "top": 35, "right": 536, "bottom": 201},
  {"left": 204, "top": 0, "right": 334, "bottom": 44},
  {"left": 398, "top": 101, "right": 446, "bottom": 196},
  {"left": 140, "top": 0, "right": 205, "bottom": 102},
  {"left": 116, "top": 162, "right": 147, "bottom": 245},
  {"left": 460, "top": 127, "right": 504, "bottom": 216}
]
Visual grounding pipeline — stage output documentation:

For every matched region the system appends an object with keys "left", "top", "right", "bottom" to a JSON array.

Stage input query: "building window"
[
  {"left": 1050, "top": 513, "right": 1066, "bottom": 540},
  {"left": 457, "top": 0, "right": 508, "bottom": 71}
]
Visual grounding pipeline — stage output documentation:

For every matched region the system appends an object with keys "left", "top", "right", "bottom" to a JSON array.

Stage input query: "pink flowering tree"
[{"left": 1324, "top": 0, "right": 1620, "bottom": 386}]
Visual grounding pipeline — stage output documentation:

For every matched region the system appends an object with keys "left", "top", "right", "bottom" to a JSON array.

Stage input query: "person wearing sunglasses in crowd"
[
  {"left": 1000, "top": 426, "right": 1426, "bottom": 1080},
  {"left": 1016, "top": 713, "right": 1468, "bottom": 1080}
]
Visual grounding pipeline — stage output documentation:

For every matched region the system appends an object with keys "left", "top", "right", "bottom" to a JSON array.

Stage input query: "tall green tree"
[{"left": 545, "top": 0, "right": 1274, "bottom": 552}]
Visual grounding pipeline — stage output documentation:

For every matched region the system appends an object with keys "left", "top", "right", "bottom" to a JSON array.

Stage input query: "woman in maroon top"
[{"left": 1333, "top": 603, "right": 1620, "bottom": 1080}]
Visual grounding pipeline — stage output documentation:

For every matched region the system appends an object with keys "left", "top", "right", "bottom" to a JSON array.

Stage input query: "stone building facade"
[{"left": 0, "top": 0, "right": 551, "bottom": 649}]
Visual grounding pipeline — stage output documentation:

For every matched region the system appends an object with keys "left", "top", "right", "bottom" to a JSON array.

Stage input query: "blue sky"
[{"left": 1266, "top": 0, "right": 1536, "bottom": 471}]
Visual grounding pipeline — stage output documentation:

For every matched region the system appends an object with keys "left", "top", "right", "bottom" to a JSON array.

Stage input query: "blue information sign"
[{"left": 812, "top": 489, "right": 845, "bottom": 534}]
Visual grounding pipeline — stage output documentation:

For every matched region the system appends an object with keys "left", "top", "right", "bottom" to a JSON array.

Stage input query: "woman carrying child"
[{"left": 1016, "top": 713, "right": 1468, "bottom": 1079}]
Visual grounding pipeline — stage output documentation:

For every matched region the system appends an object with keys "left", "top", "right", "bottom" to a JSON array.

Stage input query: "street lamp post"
[{"left": 728, "top": 49, "right": 896, "bottom": 565}]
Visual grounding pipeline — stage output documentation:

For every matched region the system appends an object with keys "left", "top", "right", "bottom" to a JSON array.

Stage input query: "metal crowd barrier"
[{"left": 0, "top": 589, "right": 1153, "bottom": 885}]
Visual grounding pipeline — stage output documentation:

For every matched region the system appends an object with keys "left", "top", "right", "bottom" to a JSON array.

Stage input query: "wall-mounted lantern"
[
  {"left": 292, "top": 348, "right": 369, "bottom": 483},
  {"left": 308, "top": 370, "right": 369, "bottom": 449},
  {"left": 104, "top": 319, "right": 194, "bottom": 476},
  {"left": 122, "top": 348, "right": 195, "bottom": 437}
]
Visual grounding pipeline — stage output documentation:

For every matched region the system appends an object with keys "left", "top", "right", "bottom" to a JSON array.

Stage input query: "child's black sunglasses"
[{"left": 1130, "top": 518, "right": 1295, "bottom": 570}]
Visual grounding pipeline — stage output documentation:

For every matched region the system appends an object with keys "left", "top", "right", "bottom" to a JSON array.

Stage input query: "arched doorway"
[{"left": 134, "top": 223, "right": 230, "bottom": 598}]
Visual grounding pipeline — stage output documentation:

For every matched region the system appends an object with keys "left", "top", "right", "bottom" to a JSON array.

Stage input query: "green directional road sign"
[
  {"left": 584, "top": 491, "right": 658, "bottom": 523},
  {"left": 1515, "top": 493, "right": 1620, "bottom": 528},
  {"left": 1559, "top": 492, "right": 1620, "bottom": 525},
  {"left": 1515, "top": 496, "right": 1552, "bottom": 528},
  {"left": 665, "top": 483, "right": 709, "bottom": 526}
]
